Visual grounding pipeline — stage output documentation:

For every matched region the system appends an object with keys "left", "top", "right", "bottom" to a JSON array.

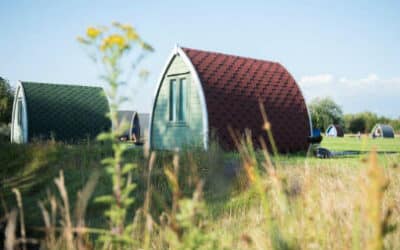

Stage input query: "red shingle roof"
[{"left": 182, "top": 47, "right": 311, "bottom": 152}]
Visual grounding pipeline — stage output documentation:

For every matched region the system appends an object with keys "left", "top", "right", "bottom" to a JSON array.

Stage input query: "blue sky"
[{"left": 1, "top": 0, "right": 399, "bottom": 117}]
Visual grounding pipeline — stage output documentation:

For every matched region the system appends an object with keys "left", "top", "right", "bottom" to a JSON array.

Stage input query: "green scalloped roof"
[{"left": 21, "top": 81, "right": 111, "bottom": 142}]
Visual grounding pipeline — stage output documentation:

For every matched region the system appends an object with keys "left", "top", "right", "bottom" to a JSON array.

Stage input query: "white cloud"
[
  {"left": 298, "top": 73, "right": 400, "bottom": 118},
  {"left": 338, "top": 73, "right": 379, "bottom": 85},
  {"left": 299, "top": 74, "right": 333, "bottom": 85},
  {"left": 360, "top": 73, "right": 379, "bottom": 83},
  {"left": 338, "top": 77, "right": 348, "bottom": 83}
]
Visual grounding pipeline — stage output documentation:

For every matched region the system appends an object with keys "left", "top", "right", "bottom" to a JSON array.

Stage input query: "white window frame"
[{"left": 168, "top": 75, "right": 187, "bottom": 124}]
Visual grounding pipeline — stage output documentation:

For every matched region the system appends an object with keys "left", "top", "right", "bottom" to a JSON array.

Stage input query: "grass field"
[
  {"left": 1, "top": 135, "right": 399, "bottom": 249},
  {"left": 321, "top": 135, "right": 400, "bottom": 153}
]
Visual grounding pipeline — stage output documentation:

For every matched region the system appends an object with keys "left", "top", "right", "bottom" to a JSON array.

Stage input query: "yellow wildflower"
[
  {"left": 113, "top": 22, "right": 139, "bottom": 41},
  {"left": 121, "top": 24, "right": 133, "bottom": 31},
  {"left": 126, "top": 29, "right": 139, "bottom": 41},
  {"left": 100, "top": 34, "right": 127, "bottom": 51},
  {"left": 86, "top": 27, "right": 101, "bottom": 39}
]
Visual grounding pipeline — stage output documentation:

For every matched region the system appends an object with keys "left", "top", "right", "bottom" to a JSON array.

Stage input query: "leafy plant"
[{"left": 78, "top": 22, "right": 153, "bottom": 248}]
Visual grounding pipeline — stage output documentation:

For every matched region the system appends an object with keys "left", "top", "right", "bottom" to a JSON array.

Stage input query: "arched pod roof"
[
  {"left": 138, "top": 113, "right": 150, "bottom": 139},
  {"left": 17, "top": 81, "right": 110, "bottom": 142},
  {"left": 181, "top": 47, "right": 311, "bottom": 152},
  {"left": 371, "top": 124, "right": 395, "bottom": 138},
  {"left": 326, "top": 124, "right": 344, "bottom": 137},
  {"left": 117, "top": 110, "right": 138, "bottom": 138}
]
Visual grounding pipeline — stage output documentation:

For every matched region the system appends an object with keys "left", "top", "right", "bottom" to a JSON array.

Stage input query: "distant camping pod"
[
  {"left": 370, "top": 124, "right": 395, "bottom": 138},
  {"left": 325, "top": 124, "right": 344, "bottom": 137},
  {"left": 138, "top": 113, "right": 150, "bottom": 141},
  {"left": 11, "top": 81, "right": 111, "bottom": 143},
  {"left": 117, "top": 111, "right": 149, "bottom": 143},
  {"left": 149, "top": 45, "right": 312, "bottom": 152}
]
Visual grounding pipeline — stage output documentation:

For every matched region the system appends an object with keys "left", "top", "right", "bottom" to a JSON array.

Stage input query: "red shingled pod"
[{"left": 182, "top": 47, "right": 311, "bottom": 153}]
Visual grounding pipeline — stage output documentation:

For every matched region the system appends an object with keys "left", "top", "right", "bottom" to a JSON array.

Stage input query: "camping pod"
[
  {"left": 11, "top": 81, "right": 111, "bottom": 143},
  {"left": 325, "top": 124, "right": 344, "bottom": 137},
  {"left": 149, "top": 46, "right": 312, "bottom": 152},
  {"left": 117, "top": 111, "right": 149, "bottom": 142},
  {"left": 117, "top": 111, "right": 140, "bottom": 141},
  {"left": 138, "top": 113, "right": 150, "bottom": 141},
  {"left": 370, "top": 124, "right": 395, "bottom": 138}
]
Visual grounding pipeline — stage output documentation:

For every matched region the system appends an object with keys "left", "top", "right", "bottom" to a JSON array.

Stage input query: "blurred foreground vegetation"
[{"left": 1, "top": 136, "right": 399, "bottom": 249}]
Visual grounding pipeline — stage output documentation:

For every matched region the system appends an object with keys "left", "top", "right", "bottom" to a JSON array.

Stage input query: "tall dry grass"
[{"left": 3, "top": 126, "right": 398, "bottom": 250}]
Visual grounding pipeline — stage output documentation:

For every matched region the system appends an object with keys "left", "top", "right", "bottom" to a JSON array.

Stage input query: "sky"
[{"left": 0, "top": 0, "right": 399, "bottom": 118}]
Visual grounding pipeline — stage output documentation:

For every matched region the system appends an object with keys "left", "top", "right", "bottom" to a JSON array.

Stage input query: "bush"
[{"left": 0, "top": 77, "right": 14, "bottom": 125}]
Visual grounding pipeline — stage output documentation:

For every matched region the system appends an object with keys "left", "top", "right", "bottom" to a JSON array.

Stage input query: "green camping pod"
[{"left": 11, "top": 81, "right": 111, "bottom": 143}]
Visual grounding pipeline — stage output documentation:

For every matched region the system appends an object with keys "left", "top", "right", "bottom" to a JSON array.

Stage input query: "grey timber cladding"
[{"left": 151, "top": 55, "right": 204, "bottom": 149}]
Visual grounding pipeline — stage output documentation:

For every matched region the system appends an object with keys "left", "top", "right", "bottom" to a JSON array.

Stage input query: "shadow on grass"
[{"left": 330, "top": 150, "right": 399, "bottom": 158}]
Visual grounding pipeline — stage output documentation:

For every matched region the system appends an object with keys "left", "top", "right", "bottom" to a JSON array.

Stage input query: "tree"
[
  {"left": 344, "top": 114, "right": 366, "bottom": 133},
  {"left": 390, "top": 119, "right": 400, "bottom": 133},
  {"left": 0, "top": 77, "right": 14, "bottom": 125},
  {"left": 361, "top": 112, "right": 379, "bottom": 132},
  {"left": 308, "top": 97, "right": 343, "bottom": 131}
]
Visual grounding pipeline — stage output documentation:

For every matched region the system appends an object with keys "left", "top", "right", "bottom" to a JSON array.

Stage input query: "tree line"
[
  {"left": 1, "top": 78, "right": 399, "bottom": 137},
  {"left": 0, "top": 77, "right": 13, "bottom": 140},
  {"left": 309, "top": 97, "right": 400, "bottom": 134}
]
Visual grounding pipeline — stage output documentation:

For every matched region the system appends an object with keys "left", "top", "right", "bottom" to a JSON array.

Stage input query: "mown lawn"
[{"left": 321, "top": 135, "right": 400, "bottom": 153}]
